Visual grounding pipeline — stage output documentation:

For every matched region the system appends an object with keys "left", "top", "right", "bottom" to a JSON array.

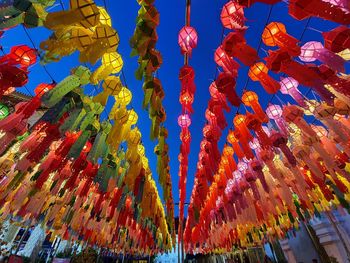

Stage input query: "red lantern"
[
  {"left": 227, "top": 130, "right": 245, "bottom": 159},
  {"left": 209, "top": 82, "right": 230, "bottom": 112},
  {"left": 262, "top": 22, "right": 300, "bottom": 56},
  {"left": 241, "top": 91, "right": 268, "bottom": 123},
  {"left": 323, "top": 26, "right": 350, "bottom": 53},
  {"left": 248, "top": 62, "right": 280, "bottom": 94},
  {"left": 233, "top": 114, "right": 253, "bottom": 141},
  {"left": 7, "top": 45, "right": 37, "bottom": 69},
  {"left": 214, "top": 46, "right": 240, "bottom": 76},
  {"left": 265, "top": 49, "right": 335, "bottom": 104},
  {"left": 220, "top": 1, "right": 246, "bottom": 30},
  {"left": 34, "top": 83, "right": 56, "bottom": 98},
  {"left": 289, "top": 0, "right": 350, "bottom": 25},
  {"left": 215, "top": 72, "right": 241, "bottom": 107},
  {"left": 0, "top": 65, "right": 28, "bottom": 97},
  {"left": 245, "top": 112, "right": 271, "bottom": 148},
  {"left": 178, "top": 26, "right": 198, "bottom": 55},
  {"left": 233, "top": 129, "right": 255, "bottom": 160},
  {"left": 180, "top": 91, "right": 194, "bottom": 113},
  {"left": 222, "top": 31, "right": 259, "bottom": 66}
]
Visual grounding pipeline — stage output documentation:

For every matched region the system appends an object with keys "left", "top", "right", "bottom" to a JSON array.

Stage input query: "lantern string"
[
  {"left": 22, "top": 26, "right": 56, "bottom": 83},
  {"left": 0, "top": 47, "right": 35, "bottom": 96}
]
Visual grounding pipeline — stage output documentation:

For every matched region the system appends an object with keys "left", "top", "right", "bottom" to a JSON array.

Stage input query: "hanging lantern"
[
  {"left": 299, "top": 41, "right": 345, "bottom": 72},
  {"left": 241, "top": 91, "right": 268, "bottom": 123},
  {"left": 34, "top": 83, "right": 56, "bottom": 97},
  {"left": 222, "top": 31, "right": 259, "bottom": 66},
  {"left": 245, "top": 113, "right": 271, "bottom": 148},
  {"left": 215, "top": 72, "right": 240, "bottom": 107},
  {"left": 227, "top": 130, "right": 245, "bottom": 159},
  {"left": 0, "top": 104, "right": 9, "bottom": 120},
  {"left": 178, "top": 26, "right": 198, "bottom": 55},
  {"left": 280, "top": 77, "right": 306, "bottom": 108},
  {"left": 323, "top": 26, "right": 350, "bottom": 53},
  {"left": 4, "top": 45, "right": 37, "bottom": 70},
  {"left": 214, "top": 46, "right": 240, "bottom": 76},
  {"left": 98, "top": 7, "right": 112, "bottom": 26},
  {"left": 248, "top": 62, "right": 280, "bottom": 94},
  {"left": 220, "top": 1, "right": 246, "bottom": 30},
  {"left": 233, "top": 115, "right": 253, "bottom": 141},
  {"left": 178, "top": 114, "right": 191, "bottom": 129},
  {"left": 116, "top": 87, "right": 132, "bottom": 106},
  {"left": 265, "top": 49, "right": 335, "bottom": 105},
  {"left": 266, "top": 104, "right": 289, "bottom": 135},
  {"left": 262, "top": 22, "right": 300, "bottom": 56},
  {"left": 289, "top": 0, "right": 350, "bottom": 25}
]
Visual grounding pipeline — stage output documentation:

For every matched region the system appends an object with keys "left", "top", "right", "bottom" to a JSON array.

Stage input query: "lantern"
[
  {"left": 280, "top": 77, "right": 306, "bottom": 108},
  {"left": 116, "top": 87, "right": 132, "bottom": 106},
  {"left": 266, "top": 104, "right": 289, "bottom": 136},
  {"left": 178, "top": 26, "right": 198, "bottom": 55},
  {"left": 250, "top": 159, "right": 269, "bottom": 192},
  {"left": 2, "top": 45, "right": 37, "bottom": 70},
  {"left": 233, "top": 115, "right": 253, "bottom": 141},
  {"left": 299, "top": 41, "right": 345, "bottom": 72},
  {"left": 91, "top": 52, "right": 123, "bottom": 84},
  {"left": 236, "top": 0, "right": 281, "bottom": 6},
  {"left": 178, "top": 114, "right": 191, "bottom": 129},
  {"left": 98, "top": 7, "right": 112, "bottom": 26},
  {"left": 34, "top": 83, "right": 55, "bottom": 98},
  {"left": 241, "top": 91, "right": 268, "bottom": 123},
  {"left": 248, "top": 62, "right": 280, "bottom": 94},
  {"left": 233, "top": 130, "right": 255, "bottom": 160},
  {"left": 262, "top": 22, "right": 300, "bottom": 56},
  {"left": 265, "top": 49, "right": 335, "bottom": 105},
  {"left": 0, "top": 104, "right": 9, "bottom": 120},
  {"left": 209, "top": 82, "right": 230, "bottom": 112},
  {"left": 289, "top": 0, "right": 350, "bottom": 25},
  {"left": 222, "top": 31, "right": 259, "bottom": 66},
  {"left": 270, "top": 131, "right": 297, "bottom": 166},
  {"left": 180, "top": 91, "right": 194, "bottom": 113},
  {"left": 214, "top": 46, "right": 239, "bottom": 76},
  {"left": 220, "top": 1, "right": 246, "bottom": 30},
  {"left": 323, "top": 26, "right": 350, "bottom": 53},
  {"left": 227, "top": 130, "right": 245, "bottom": 159},
  {"left": 215, "top": 72, "right": 240, "bottom": 107},
  {"left": 245, "top": 113, "right": 271, "bottom": 148}
]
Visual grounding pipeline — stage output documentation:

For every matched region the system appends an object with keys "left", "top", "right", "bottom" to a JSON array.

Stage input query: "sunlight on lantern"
[
  {"left": 178, "top": 26, "right": 198, "bottom": 54},
  {"left": 98, "top": 7, "right": 112, "bottom": 26},
  {"left": 249, "top": 138, "right": 260, "bottom": 150},
  {"left": 127, "top": 110, "right": 138, "bottom": 125},
  {"left": 233, "top": 114, "right": 246, "bottom": 127},
  {"left": 262, "top": 22, "right": 286, "bottom": 46},
  {"left": 266, "top": 104, "right": 283, "bottom": 119},
  {"left": 0, "top": 104, "right": 9, "bottom": 120},
  {"left": 11, "top": 45, "right": 37, "bottom": 68},
  {"left": 299, "top": 41, "right": 323, "bottom": 62},
  {"left": 116, "top": 87, "right": 132, "bottom": 106},
  {"left": 280, "top": 77, "right": 299, "bottom": 94},
  {"left": 241, "top": 91, "right": 258, "bottom": 106},
  {"left": 34, "top": 83, "right": 55, "bottom": 97},
  {"left": 138, "top": 145, "right": 145, "bottom": 156},
  {"left": 248, "top": 62, "right": 268, "bottom": 81},
  {"left": 102, "top": 52, "right": 123, "bottom": 73},
  {"left": 178, "top": 114, "right": 191, "bottom": 128}
]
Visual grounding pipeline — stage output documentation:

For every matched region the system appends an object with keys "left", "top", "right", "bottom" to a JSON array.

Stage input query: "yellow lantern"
[
  {"left": 116, "top": 87, "right": 132, "bottom": 106},
  {"left": 90, "top": 52, "right": 123, "bottom": 84}
]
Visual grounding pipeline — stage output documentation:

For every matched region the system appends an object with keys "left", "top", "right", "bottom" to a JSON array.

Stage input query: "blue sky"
[{"left": 0, "top": 0, "right": 341, "bottom": 216}]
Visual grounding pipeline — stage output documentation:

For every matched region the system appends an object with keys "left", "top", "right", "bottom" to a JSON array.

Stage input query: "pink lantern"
[
  {"left": 299, "top": 41, "right": 345, "bottom": 72},
  {"left": 280, "top": 77, "right": 306, "bottom": 107},
  {"left": 220, "top": 1, "right": 246, "bottom": 30},
  {"left": 178, "top": 114, "right": 191, "bottom": 128},
  {"left": 266, "top": 104, "right": 289, "bottom": 136},
  {"left": 178, "top": 26, "right": 198, "bottom": 55},
  {"left": 214, "top": 46, "right": 240, "bottom": 76}
]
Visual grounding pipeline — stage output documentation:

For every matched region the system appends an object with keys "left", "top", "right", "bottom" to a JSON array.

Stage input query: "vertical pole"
[{"left": 184, "top": 0, "right": 191, "bottom": 66}]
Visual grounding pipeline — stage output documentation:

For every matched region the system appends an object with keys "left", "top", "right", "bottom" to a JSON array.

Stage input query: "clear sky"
[{"left": 1, "top": 0, "right": 341, "bottom": 216}]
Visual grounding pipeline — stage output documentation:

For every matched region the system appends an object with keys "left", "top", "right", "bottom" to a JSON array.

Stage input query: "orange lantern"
[
  {"left": 248, "top": 62, "right": 280, "bottom": 94},
  {"left": 227, "top": 130, "right": 245, "bottom": 159},
  {"left": 241, "top": 91, "right": 268, "bottom": 123},
  {"left": 233, "top": 114, "right": 253, "bottom": 141},
  {"left": 262, "top": 22, "right": 300, "bottom": 56}
]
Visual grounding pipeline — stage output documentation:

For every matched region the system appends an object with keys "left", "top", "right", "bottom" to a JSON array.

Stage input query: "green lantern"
[{"left": 0, "top": 104, "right": 9, "bottom": 120}]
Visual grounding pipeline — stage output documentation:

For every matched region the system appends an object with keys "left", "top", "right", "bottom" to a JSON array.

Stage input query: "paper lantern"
[
  {"left": 34, "top": 83, "right": 55, "bottom": 97},
  {"left": 0, "top": 104, "right": 9, "bottom": 120},
  {"left": 323, "top": 26, "right": 350, "bottom": 53},
  {"left": 262, "top": 22, "right": 300, "bottom": 56},
  {"left": 116, "top": 87, "right": 132, "bottom": 106},
  {"left": 98, "top": 7, "right": 112, "bottom": 26},
  {"left": 91, "top": 52, "right": 123, "bottom": 84},
  {"left": 270, "top": 131, "right": 297, "bottom": 166},
  {"left": 214, "top": 46, "right": 239, "bottom": 76},
  {"left": 248, "top": 62, "right": 280, "bottom": 94},
  {"left": 222, "top": 31, "right": 259, "bottom": 66},
  {"left": 322, "top": 0, "right": 349, "bottom": 9},
  {"left": 265, "top": 49, "right": 335, "bottom": 105},
  {"left": 178, "top": 114, "right": 191, "bottom": 128},
  {"left": 233, "top": 130, "right": 255, "bottom": 160},
  {"left": 227, "top": 130, "right": 245, "bottom": 159},
  {"left": 215, "top": 72, "right": 240, "bottom": 107},
  {"left": 289, "top": 0, "right": 350, "bottom": 25},
  {"left": 241, "top": 91, "right": 268, "bottom": 123},
  {"left": 245, "top": 113, "right": 271, "bottom": 147},
  {"left": 266, "top": 104, "right": 289, "bottom": 135},
  {"left": 8, "top": 45, "right": 37, "bottom": 69},
  {"left": 280, "top": 77, "right": 306, "bottom": 107},
  {"left": 220, "top": 1, "right": 246, "bottom": 30},
  {"left": 233, "top": 115, "right": 253, "bottom": 141},
  {"left": 299, "top": 41, "right": 345, "bottom": 72},
  {"left": 178, "top": 26, "right": 198, "bottom": 55}
]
